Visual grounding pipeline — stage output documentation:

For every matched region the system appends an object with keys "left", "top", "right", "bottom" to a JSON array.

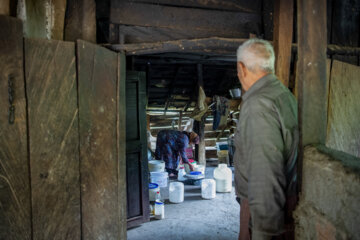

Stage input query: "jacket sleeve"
[
  {"left": 179, "top": 135, "right": 190, "bottom": 164},
  {"left": 244, "top": 106, "right": 286, "bottom": 235}
]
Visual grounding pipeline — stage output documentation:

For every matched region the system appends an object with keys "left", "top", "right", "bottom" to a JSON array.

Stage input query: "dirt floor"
[{"left": 127, "top": 166, "right": 240, "bottom": 240}]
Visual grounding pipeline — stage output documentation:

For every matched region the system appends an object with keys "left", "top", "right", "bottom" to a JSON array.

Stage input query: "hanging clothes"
[
  {"left": 212, "top": 95, "right": 230, "bottom": 130},
  {"left": 190, "top": 86, "right": 208, "bottom": 121}
]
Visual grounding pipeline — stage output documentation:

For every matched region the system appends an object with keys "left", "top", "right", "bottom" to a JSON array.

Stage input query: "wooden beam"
[
  {"left": 64, "top": 0, "right": 96, "bottom": 42},
  {"left": 17, "top": 0, "right": 67, "bottom": 40},
  {"left": 297, "top": 0, "right": 328, "bottom": 193},
  {"left": 109, "top": 37, "right": 360, "bottom": 59},
  {"left": 195, "top": 64, "right": 206, "bottom": 166},
  {"left": 0, "top": 0, "right": 9, "bottom": 15},
  {"left": 273, "top": 0, "right": 294, "bottom": 87},
  {"left": 126, "top": 0, "right": 261, "bottom": 13},
  {"left": 297, "top": 0, "right": 328, "bottom": 145},
  {"left": 178, "top": 111, "right": 183, "bottom": 130},
  {"left": 110, "top": 2, "right": 261, "bottom": 40},
  {"left": 110, "top": 37, "right": 247, "bottom": 55}
]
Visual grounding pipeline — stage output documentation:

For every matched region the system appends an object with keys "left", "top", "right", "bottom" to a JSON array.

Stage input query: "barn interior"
[{"left": 0, "top": 0, "right": 360, "bottom": 240}]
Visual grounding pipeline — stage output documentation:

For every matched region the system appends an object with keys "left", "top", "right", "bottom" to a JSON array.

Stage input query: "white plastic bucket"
[
  {"left": 169, "top": 182, "right": 184, "bottom": 203},
  {"left": 195, "top": 164, "right": 205, "bottom": 175},
  {"left": 150, "top": 172, "right": 168, "bottom": 188},
  {"left": 149, "top": 183, "right": 160, "bottom": 201},
  {"left": 148, "top": 160, "right": 165, "bottom": 172},
  {"left": 201, "top": 179, "right": 216, "bottom": 199},
  {"left": 213, "top": 164, "right": 232, "bottom": 192}
]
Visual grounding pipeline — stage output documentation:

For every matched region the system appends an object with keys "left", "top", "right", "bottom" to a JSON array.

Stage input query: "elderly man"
[{"left": 234, "top": 39, "right": 298, "bottom": 240}]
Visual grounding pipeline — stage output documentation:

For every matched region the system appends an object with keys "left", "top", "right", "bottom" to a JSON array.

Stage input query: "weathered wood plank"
[
  {"left": 126, "top": 0, "right": 261, "bottom": 13},
  {"left": 326, "top": 60, "right": 360, "bottom": 158},
  {"left": 0, "top": 0, "right": 10, "bottom": 15},
  {"left": 273, "top": 0, "right": 294, "bottom": 87},
  {"left": 77, "top": 39, "right": 119, "bottom": 239},
  {"left": 0, "top": 15, "right": 31, "bottom": 240},
  {"left": 25, "top": 38, "right": 80, "bottom": 240},
  {"left": 18, "top": 0, "right": 67, "bottom": 39},
  {"left": 117, "top": 53, "right": 127, "bottom": 239},
  {"left": 65, "top": 0, "right": 96, "bottom": 42},
  {"left": 297, "top": 0, "right": 328, "bottom": 145},
  {"left": 110, "top": 2, "right": 261, "bottom": 40}
]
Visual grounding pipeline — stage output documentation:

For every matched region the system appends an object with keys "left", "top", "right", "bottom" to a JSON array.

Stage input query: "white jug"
[{"left": 213, "top": 164, "right": 232, "bottom": 192}]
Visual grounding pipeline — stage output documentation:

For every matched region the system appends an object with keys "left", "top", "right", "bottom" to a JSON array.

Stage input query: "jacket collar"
[{"left": 241, "top": 73, "right": 276, "bottom": 101}]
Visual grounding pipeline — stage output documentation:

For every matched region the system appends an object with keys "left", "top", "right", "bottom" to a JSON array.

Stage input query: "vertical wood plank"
[
  {"left": 117, "top": 53, "right": 127, "bottom": 239},
  {"left": 18, "top": 0, "right": 67, "bottom": 40},
  {"left": 273, "top": 0, "right": 294, "bottom": 86},
  {"left": 297, "top": 0, "right": 328, "bottom": 146},
  {"left": 77, "top": 39, "right": 119, "bottom": 239},
  {"left": 25, "top": 38, "right": 81, "bottom": 240},
  {"left": 0, "top": 0, "right": 10, "bottom": 15},
  {"left": 196, "top": 64, "right": 206, "bottom": 166},
  {"left": 0, "top": 15, "right": 31, "bottom": 240},
  {"left": 65, "top": 0, "right": 97, "bottom": 43},
  {"left": 326, "top": 60, "right": 360, "bottom": 158}
]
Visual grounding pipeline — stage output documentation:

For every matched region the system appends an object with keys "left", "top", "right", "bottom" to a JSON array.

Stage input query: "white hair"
[{"left": 236, "top": 38, "right": 275, "bottom": 74}]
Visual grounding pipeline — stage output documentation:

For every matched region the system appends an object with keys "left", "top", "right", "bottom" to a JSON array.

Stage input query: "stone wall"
[{"left": 294, "top": 146, "right": 360, "bottom": 240}]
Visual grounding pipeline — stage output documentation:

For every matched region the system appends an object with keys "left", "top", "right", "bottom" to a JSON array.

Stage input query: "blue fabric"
[{"left": 155, "top": 130, "right": 190, "bottom": 170}]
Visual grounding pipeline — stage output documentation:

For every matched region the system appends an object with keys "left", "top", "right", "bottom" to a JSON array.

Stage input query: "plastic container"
[
  {"left": 178, "top": 167, "right": 186, "bottom": 181},
  {"left": 201, "top": 179, "right": 216, "bottom": 199},
  {"left": 195, "top": 164, "right": 205, "bottom": 175},
  {"left": 149, "top": 183, "right": 160, "bottom": 201},
  {"left": 148, "top": 160, "right": 165, "bottom": 172},
  {"left": 150, "top": 172, "right": 168, "bottom": 188},
  {"left": 154, "top": 200, "right": 165, "bottom": 219},
  {"left": 213, "top": 164, "right": 232, "bottom": 192},
  {"left": 169, "top": 182, "right": 184, "bottom": 203}
]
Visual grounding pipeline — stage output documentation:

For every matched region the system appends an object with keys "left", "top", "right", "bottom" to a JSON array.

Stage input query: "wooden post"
[
  {"left": 178, "top": 111, "right": 183, "bottom": 130},
  {"left": 273, "top": 0, "right": 294, "bottom": 87},
  {"left": 64, "top": 0, "right": 96, "bottom": 42},
  {"left": 0, "top": 0, "right": 10, "bottom": 15},
  {"left": 297, "top": 0, "right": 328, "bottom": 191},
  {"left": 195, "top": 64, "right": 206, "bottom": 166},
  {"left": 17, "top": 0, "right": 67, "bottom": 40},
  {"left": 297, "top": 0, "right": 328, "bottom": 145}
]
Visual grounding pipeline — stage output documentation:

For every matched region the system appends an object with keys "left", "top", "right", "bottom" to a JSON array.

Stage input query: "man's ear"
[{"left": 239, "top": 62, "right": 247, "bottom": 78}]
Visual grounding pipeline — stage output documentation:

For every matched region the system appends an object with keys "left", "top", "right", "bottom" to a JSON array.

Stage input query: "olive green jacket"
[{"left": 234, "top": 73, "right": 299, "bottom": 236}]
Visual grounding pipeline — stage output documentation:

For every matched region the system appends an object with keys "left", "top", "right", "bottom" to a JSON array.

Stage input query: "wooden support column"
[
  {"left": 273, "top": 0, "right": 294, "bottom": 87},
  {"left": 297, "top": 0, "right": 328, "bottom": 145},
  {"left": 0, "top": 0, "right": 10, "bottom": 15},
  {"left": 178, "top": 111, "right": 183, "bottom": 130},
  {"left": 64, "top": 0, "right": 96, "bottom": 42},
  {"left": 297, "top": 0, "right": 328, "bottom": 190},
  {"left": 17, "top": 0, "right": 67, "bottom": 40},
  {"left": 195, "top": 64, "right": 206, "bottom": 166}
]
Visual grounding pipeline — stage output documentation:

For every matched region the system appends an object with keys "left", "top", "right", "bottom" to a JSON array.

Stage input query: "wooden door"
[
  {"left": 0, "top": 15, "right": 32, "bottom": 240},
  {"left": 77, "top": 40, "right": 125, "bottom": 239},
  {"left": 126, "top": 71, "right": 149, "bottom": 228},
  {"left": 25, "top": 38, "right": 81, "bottom": 240}
]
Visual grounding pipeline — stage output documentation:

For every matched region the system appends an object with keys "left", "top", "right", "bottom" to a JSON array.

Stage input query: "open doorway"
[{"left": 123, "top": 49, "right": 244, "bottom": 239}]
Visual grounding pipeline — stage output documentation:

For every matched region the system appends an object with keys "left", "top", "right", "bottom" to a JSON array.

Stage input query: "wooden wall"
[{"left": 0, "top": 16, "right": 127, "bottom": 240}]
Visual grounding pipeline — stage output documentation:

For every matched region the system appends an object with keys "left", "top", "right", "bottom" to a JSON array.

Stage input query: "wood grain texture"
[
  {"left": 117, "top": 53, "right": 127, "bottom": 239},
  {"left": 125, "top": 0, "right": 261, "bottom": 13},
  {"left": 297, "top": 0, "right": 328, "bottom": 145},
  {"left": 273, "top": 0, "right": 294, "bottom": 87},
  {"left": 20, "top": 0, "right": 67, "bottom": 39},
  {"left": 0, "top": 15, "right": 31, "bottom": 240},
  {"left": 110, "top": 1, "right": 261, "bottom": 42},
  {"left": 25, "top": 38, "right": 81, "bottom": 240},
  {"left": 326, "top": 60, "right": 360, "bottom": 158},
  {"left": 77, "top": 40, "right": 119, "bottom": 239},
  {"left": 65, "top": 0, "right": 96, "bottom": 42}
]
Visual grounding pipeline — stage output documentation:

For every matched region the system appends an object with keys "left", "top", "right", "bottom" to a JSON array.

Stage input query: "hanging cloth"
[{"left": 190, "top": 86, "right": 208, "bottom": 121}]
